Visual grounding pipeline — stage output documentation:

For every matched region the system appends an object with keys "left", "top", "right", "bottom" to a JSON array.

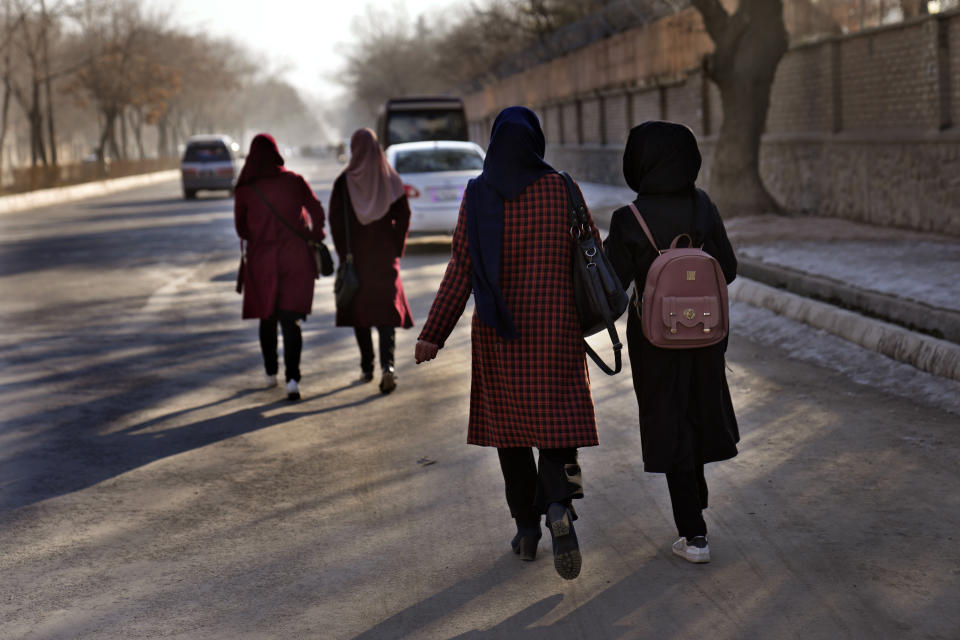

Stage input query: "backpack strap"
[{"left": 628, "top": 203, "right": 661, "bottom": 255}]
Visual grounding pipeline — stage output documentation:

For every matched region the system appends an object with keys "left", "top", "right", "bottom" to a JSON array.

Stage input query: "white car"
[{"left": 386, "top": 140, "right": 485, "bottom": 234}]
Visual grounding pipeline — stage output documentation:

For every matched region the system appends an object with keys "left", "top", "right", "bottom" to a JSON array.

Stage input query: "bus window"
[{"left": 386, "top": 110, "right": 468, "bottom": 147}]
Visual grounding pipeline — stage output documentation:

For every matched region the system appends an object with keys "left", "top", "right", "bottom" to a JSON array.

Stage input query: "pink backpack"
[{"left": 629, "top": 203, "right": 729, "bottom": 349}]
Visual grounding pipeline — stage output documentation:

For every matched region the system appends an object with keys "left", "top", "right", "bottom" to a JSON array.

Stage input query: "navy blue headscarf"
[{"left": 465, "top": 106, "right": 554, "bottom": 340}]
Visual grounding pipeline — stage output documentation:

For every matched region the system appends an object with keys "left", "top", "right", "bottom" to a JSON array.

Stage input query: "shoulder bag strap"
[
  {"left": 627, "top": 202, "right": 661, "bottom": 255},
  {"left": 251, "top": 183, "right": 315, "bottom": 247},
  {"left": 341, "top": 178, "right": 353, "bottom": 262},
  {"left": 558, "top": 170, "right": 623, "bottom": 376},
  {"left": 558, "top": 171, "right": 587, "bottom": 231}
]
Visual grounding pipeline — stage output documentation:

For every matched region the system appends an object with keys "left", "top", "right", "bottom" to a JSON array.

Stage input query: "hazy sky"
[{"left": 147, "top": 0, "right": 461, "bottom": 100}]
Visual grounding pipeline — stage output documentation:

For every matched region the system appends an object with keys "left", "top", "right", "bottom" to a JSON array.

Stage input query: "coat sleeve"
[
  {"left": 329, "top": 178, "right": 346, "bottom": 260},
  {"left": 391, "top": 195, "right": 411, "bottom": 258},
  {"left": 301, "top": 176, "right": 326, "bottom": 241},
  {"left": 417, "top": 200, "right": 472, "bottom": 348},
  {"left": 603, "top": 208, "right": 646, "bottom": 290},
  {"left": 234, "top": 187, "right": 249, "bottom": 240},
  {"left": 704, "top": 201, "right": 737, "bottom": 285}
]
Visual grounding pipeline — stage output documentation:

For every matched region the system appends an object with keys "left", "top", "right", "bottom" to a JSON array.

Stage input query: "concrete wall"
[{"left": 465, "top": 10, "right": 960, "bottom": 235}]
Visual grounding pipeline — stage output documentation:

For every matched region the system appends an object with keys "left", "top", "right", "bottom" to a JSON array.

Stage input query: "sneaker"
[
  {"left": 379, "top": 368, "right": 396, "bottom": 394},
  {"left": 672, "top": 535, "right": 710, "bottom": 563},
  {"left": 264, "top": 374, "right": 278, "bottom": 388},
  {"left": 356, "top": 371, "right": 374, "bottom": 384},
  {"left": 286, "top": 379, "right": 300, "bottom": 401}
]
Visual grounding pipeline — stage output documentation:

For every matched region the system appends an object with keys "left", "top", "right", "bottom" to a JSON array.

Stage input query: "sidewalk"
[
  {"left": 0, "top": 169, "right": 179, "bottom": 216},
  {"left": 578, "top": 181, "right": 960, "bottom": 382}
]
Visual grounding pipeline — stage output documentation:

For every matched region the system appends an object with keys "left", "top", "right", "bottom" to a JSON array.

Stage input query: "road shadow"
[{"left": 0, "top": 382, "right": 381, "bottom": 513}]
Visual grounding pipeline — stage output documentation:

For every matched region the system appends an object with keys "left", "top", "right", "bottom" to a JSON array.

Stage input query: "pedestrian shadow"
[
  {"left": 350, "top": 554, "right": 548, "bottom": 640},
  {"left": 0, "top": 380, "right": 380, "bottom": 513}
]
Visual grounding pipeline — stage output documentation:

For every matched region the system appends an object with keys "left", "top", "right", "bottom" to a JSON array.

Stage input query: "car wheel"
[{"left": 184, "top": 189, "right": 197, "bottom": 200}]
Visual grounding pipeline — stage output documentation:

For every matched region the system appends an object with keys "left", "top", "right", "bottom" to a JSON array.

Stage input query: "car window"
[
  {"left": 386, "top": 111, "right": 467, "bottom": 146},
  {"left": 184, "top": 143, "right": 230, "bottom": 162},
  {"left": 394, "top": 148, "right": 484, "bottom": 173}
]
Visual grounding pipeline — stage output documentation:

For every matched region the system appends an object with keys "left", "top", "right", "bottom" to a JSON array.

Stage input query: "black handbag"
[
  {"left": 251, "top": 184, "right": 334, "bottom": 277},
  {"left": 236, "top": 240, "right": 246, "bottom": 294},
  {"left": 559, "top": 171, "right": 629, "bottom": 375},
  {"left": 334, "top": 185, "right": 361, "bottom": 310}
]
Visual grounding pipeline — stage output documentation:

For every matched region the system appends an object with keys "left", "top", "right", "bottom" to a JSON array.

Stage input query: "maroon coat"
[
  {"left": 419, "top": 173, "right": 599, "bottom": 449},
  {"left": 234, "top": 172, "right": 326, "bottom": 319},
  {"left": 329, "top": 174, "right": 414, "bottom": 328}
]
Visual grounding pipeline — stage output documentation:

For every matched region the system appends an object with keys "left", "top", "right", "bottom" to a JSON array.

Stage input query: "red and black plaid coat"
[{"left": 419, "top": 172, "right": 599, "bottom": 449}]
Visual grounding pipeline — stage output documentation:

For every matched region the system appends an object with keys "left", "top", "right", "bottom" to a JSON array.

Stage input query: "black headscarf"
[
  {"left": 465, "top": 106, "right": 554, "bottom": 340},
  {"left": 622, "top": 121, "right": 701, "bottom": 195}
]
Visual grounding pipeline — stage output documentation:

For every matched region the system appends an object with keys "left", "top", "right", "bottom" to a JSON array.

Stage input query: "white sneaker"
[
  {"left": 265, "top": 374, "right": 278, "bottom": 388},
  {"left": 672, "top": 536, "right": 710, "bottom": 563},
  {"left": 286, "top": 379, "right": 300, "bottom": 401}
]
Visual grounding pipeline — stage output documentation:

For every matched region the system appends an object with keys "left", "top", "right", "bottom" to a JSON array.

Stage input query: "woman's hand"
[{"left": 415, "top": 340, "right": 439, "bottom": 364}]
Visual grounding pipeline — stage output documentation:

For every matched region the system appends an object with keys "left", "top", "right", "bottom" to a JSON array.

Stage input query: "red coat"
[
  {"left": 234, "top": 172, "right": 326, "bottom": 319},
  {"left": 418, "top": 173, "right": 599, "bottom": 449},
  {"left": 329, "top": 174, "right": 414, "bottom": 328}
]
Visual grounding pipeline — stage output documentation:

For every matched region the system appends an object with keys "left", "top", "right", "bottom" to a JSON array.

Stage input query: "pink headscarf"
[{"left": 345, "top": 128, "right": 404, "bottom": 225}]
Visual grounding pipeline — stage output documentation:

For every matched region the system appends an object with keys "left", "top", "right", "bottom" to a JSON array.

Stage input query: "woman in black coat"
[{"left": 603, "top": 121, "right": 739, "bottom": 564}]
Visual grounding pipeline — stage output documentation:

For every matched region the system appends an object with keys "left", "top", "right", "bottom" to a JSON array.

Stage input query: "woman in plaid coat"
[{"left": 415, "top": 107, "right": 599, "bottom": 580}]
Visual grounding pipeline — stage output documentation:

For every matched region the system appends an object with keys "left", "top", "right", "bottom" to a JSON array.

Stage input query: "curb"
[
  {"left": 0, "top": 170, "right": 180, "bottom": 216},
  {"left": 730, "top": 277, "right": 960, "bottom": 382},
  {"left": 739, "top": 257, "right": 960, "bottom": 344}
]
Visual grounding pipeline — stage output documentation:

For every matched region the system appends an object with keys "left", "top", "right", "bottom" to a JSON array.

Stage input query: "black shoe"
[
  {"left": 546, "top": 503, "right": 581, "bottom": 580},
  {"left": 510, "top": 529, "right": 541, "bottom": 561},
  {"left": 357, "top": 371, "right": 374, "bottom": 384},
  {"left": 379, "top": 368, "right": 396, "bottom": 394}
]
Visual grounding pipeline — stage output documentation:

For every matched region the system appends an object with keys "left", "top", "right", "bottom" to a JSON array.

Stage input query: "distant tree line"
[{"left": 0, "top": 0, "right": 319, "bottom": 182}]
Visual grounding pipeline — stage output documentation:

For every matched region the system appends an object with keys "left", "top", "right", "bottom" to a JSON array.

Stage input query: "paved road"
[{"left": 1, "top": 159, "right": 958, "bottom": 639}]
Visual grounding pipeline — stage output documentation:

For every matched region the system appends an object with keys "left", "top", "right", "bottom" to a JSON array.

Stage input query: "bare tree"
[
  {"left": 0, "top": 0, "right": 17, "bottom": 183},
  {"left": 8, "top": 0, "right": 53, "bottom": 167},
  {"left": 692, "top": 0, "right": 788, "bottom": 215}
]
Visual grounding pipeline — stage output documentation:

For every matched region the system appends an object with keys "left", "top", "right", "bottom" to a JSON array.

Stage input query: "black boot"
[
  {"left": 510, "top": 520, "right": 542, "bottom": 561},
  {"left": 546, "top": 502, "right": 581, "bottom": 580}
]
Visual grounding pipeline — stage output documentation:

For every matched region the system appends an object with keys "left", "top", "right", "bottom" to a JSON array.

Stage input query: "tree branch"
[{"left": 691, "top": 0, "right": 729, "bottom": 43}]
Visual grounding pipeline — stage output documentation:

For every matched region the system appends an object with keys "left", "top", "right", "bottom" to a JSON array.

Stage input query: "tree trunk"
[
  {"left": 0, "top": 72, "right": 9, "bottom": 187},
  {"left": 30, "top": 80, "right": 47, "bottom": 167},
  {"left": 120, "top": 106, "right": 129, "bottom": 160},
  {"left": 693, "top": 0, "right": 788, "bottom": 216},
  {"left": 157, "top": 113, "right": 169, "bottom": 158},
  {"left": 130, "top": 106, "right": 145, "bottom": 160},
  {"left": 40, "top": 0, "right": 56, "bottom": 166}
]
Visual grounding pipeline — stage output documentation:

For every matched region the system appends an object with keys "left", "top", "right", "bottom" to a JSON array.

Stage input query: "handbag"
[
  {"left": 236, "top": 240, "right": 245, "bottom": 294},
  {"left": 334, "top": 183, "right": 361, "bottom": 310},
  {"left": 559, "top": 171, "right": 629, "bottom": 375},
  {"left": 251, "top": 184, "right": 334, "bottom": 277}
]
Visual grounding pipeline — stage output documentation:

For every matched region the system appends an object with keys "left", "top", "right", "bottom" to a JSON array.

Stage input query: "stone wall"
[{"left": 465, "top": 10, "right": 960, "bottom": 236}]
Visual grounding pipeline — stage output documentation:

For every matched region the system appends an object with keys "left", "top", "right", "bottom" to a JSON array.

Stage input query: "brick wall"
[
  {"left": 949, "top": 16, "right": 960, "bottom": 127},
  {"left": 767, "top": 42, "right": 833, "bottom": 133},
  {"left": 631, "top": 90, "right": 661, "bottom": 127},
  {"left": 604, "top": 93, "right": 630, "bottom": 146},
  {"left": 465, "top": 10, "right": 960, "bottom": 235},
  {"left": 581, "top": 97, "right": 603, "bottom": 144},
  {"left": 839, "top": 20, "right": 940, "bottom": 131}
]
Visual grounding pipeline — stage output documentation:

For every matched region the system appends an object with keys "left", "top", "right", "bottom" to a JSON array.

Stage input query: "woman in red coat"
[
  {"left": 415, "top": 107, "right": 599, "bottom": 580},
  {"left": 329, "top": 128, "right": 414, "bottom": 394},
  {"left": 234, "top": 133, "right": 326, "bottom": 400}
]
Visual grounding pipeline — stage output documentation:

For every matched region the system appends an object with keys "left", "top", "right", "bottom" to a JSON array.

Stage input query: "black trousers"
[
  {"left": 354, "top": 326, "right": 396, "bottom": 373},
  {"left": 497, "top": 447, "right": 583, "bottom": 529},
  {"left": 259, "top": 310, "right": 303, "bottom": 382},
  {"left": 666, "top": 464, "right": 708, "bottom": 540}
]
